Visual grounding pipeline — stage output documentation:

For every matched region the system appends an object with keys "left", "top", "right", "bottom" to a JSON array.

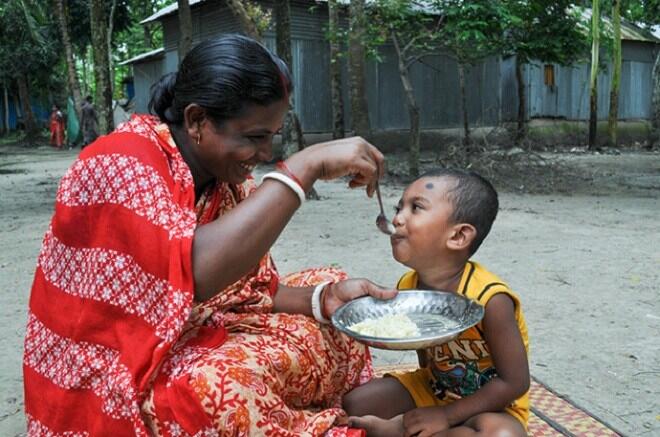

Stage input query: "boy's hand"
[{"left": 402, "top": 406, "right": 449, "bottom": 437}]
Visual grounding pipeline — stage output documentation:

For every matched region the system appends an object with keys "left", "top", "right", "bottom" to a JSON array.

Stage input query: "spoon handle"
[{"left": 375, "top": 182, "right": 386, "bottom": 215}]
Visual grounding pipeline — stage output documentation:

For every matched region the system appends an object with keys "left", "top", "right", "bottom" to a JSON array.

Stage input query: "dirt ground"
[{"left": 0, "top": 144, "right": 658, "bottom": 436}]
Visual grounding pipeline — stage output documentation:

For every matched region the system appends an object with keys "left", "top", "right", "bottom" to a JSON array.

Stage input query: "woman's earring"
[{"left": 196, "top": 133, "right": 201, "bottom": 145}]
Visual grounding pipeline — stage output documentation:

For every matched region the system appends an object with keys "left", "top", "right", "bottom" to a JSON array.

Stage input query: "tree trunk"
[
  {"left": 607, "top": 0, "right": 621, "bottom": 147},
  {"left": 226, "top": 0, "right": 262, "bottom": 41},
  {"left": 458, "top": 62, "right": 471, "bottom": 154},
  {"left": 515, "top": 57, "right": 526, "bottom": 146},
  {"left": 274, "top": 0, "right": 295, "bottom": 156},
  {"left": 328, "top": 0, "right": 345, "bottom": 139},
  {"left": 3, "top": 85, "right": 9, "bottom": 134},
  {"left": 138, "top": 2, "right": 156, "bottom": 48},
  {"left": 54, "top": 0, "right": 82, "bottom": 117},
  {"left": 90, "top": 0, "right": 113, "bottom": 133},
  {"left": 16, "top": 74, "right": 39, "bottom": 141},
  {"left": 107, "top": 0, "right": 118, "bottom": 97},
  {"left": 81, "top": 48, "right": 88, "bottom": 97},
  {"left": 348, "top": 0, "right": 371, "bottom": 137},
  {"left": 143, "top": 25, "right": 154, "bottom": 49},
  {"left": 177, "top": 0, "right": 193, "bottom": 61},
  {"left": 651, "top": 51, "right": 660, "bottom": 148},
  {"left": 392, "top": 32, "right": 420, "bottom": 177},
  {"left": 588, "top": 0, "right": 600, "bottom": 150},
  {"left": 291, "top": 112, "right": 319, "bottom": 199},
  {"left": 273, "top": 0, "right": 317, "bottom": 197}
]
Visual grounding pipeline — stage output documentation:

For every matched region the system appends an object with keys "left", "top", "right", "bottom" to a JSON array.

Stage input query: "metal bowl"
[{"left": 331, "top": 290, "right": 484, "bottom": 350}]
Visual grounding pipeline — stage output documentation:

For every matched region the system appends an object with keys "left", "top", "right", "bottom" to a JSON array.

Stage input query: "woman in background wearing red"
[{"left": 49, "top": 104, "right": 65, "bottom": 149}]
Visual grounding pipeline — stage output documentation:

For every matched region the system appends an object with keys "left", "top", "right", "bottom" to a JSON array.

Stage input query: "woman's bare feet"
[{"left": 349, "top": 415, "right": 404, "bottom": 437}]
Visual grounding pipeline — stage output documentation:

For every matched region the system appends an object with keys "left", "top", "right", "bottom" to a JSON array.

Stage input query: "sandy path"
[{"left": 0, "top": 147, "right": 658, "bottom": 436}]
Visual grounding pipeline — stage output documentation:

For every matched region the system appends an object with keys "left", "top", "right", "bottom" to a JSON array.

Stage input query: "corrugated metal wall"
[
  {"left": 132, "top": 56, "right": 164, "bottom": 113},
  {"left": 135, "top": 0, "right": 658, "bottom": 130},
  {"left": 137, "top": 0, "right": 504, "bottom": 131},
  {"left": 0, "top": 93, "right": 50, "bottom": 130},
  {"left": 501, "top": 42, "right": 657, "bottom": 121}
]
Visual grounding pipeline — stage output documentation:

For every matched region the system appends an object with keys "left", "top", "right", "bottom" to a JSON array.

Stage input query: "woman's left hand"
[{"left": 322, "top": 279, "right": 397, "bottom": 318}]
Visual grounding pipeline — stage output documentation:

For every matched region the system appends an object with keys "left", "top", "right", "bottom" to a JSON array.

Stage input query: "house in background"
[
  {"left": 502, "top": 10, "right": 660, "bottom": 122},
  {"left": 120, "top": 0, "right": 503, "bottom": 133},
  {"left": 121, "top": 0, "right": 659, "bottom": 135}
]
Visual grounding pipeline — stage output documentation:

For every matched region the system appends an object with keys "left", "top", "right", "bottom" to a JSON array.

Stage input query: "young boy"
[{"left": 344, "top": 169, "right": 530, "bottom": 436}]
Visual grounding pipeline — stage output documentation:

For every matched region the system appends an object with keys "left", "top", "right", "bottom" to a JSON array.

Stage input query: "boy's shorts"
[{"left": 389, "top": 368, "right": 529, "bottom": 430}]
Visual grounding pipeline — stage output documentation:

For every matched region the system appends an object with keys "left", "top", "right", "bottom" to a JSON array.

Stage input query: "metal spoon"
[{"left": 375, "top": 182, "right": 395, "bottom": 235}]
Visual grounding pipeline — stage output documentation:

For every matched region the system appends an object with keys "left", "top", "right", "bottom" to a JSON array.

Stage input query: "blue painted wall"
[{"left": 1, "top": 95, "right": 50, "bottom": 131}]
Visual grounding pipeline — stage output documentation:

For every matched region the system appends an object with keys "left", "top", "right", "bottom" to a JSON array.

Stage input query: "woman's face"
[{"left": 192, "top": 98, "right": 289, "bottom": 185}]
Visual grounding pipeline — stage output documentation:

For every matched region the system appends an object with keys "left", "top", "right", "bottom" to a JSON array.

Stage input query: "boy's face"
[{"left": 390, "top": 176, "right": 457, "bottom": 269}]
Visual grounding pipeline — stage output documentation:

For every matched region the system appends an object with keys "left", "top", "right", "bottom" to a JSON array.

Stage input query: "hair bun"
[{"left": 148, "top": 72, "right": 177, "bottom": 122}]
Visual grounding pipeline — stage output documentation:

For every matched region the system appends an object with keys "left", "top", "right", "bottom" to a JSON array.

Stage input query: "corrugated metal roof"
[
  {"left": 119, "top": 48, "right": 165, "bottom": 65},
  {"left": 141, "top": 0, "right": 437, "bottom": 25},
  {"left": 141, "top": 0, "right": 206, "bottom": 24},
  {"left": 578, "top": 8, "right": 660, "bottom": 43}
]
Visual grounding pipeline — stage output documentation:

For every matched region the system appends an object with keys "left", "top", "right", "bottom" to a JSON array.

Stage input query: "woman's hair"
[
  {"left": 149, "top": 34, "right": 293, "bottom": 126},
  {"left": 418, "top": 168, "right": 499, "bottom": 256}
]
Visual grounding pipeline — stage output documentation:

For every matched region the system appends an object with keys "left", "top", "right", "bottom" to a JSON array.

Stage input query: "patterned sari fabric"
[{"left": 24, "top": 115, "right": 370, "bottom": 436}]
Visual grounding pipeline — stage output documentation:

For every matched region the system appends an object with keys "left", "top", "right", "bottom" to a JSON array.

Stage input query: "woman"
[
  {"left": 24, "top": 35, "right": 392, "bottom": 436},
  {"left": 49, "top": 104, "right": 65, "bottom": 149}
]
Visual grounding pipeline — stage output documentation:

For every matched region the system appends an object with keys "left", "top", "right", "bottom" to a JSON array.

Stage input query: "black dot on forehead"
[{"left": 425, "top": 182, "right": 434, "bottom": 189}]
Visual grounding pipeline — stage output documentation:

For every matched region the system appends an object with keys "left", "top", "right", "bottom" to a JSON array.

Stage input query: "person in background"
[
  {"left": 49, "top": 104, "right": 65, "bottom": 149},
  {"left": 80, "top": 95, "right": 98, "bottom": 147}
]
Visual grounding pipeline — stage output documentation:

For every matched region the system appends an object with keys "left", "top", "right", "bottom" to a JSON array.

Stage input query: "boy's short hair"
[{"left": 418, "top": 168, "right": 499, "bottom": 255}]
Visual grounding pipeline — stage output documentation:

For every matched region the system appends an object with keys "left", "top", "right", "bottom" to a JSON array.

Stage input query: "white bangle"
[
  {"left": 261, "top": 172, "right": 306, "bottom": 205},
  {"left": 311, "top": 281, "right": 332, "bottom": 324}
]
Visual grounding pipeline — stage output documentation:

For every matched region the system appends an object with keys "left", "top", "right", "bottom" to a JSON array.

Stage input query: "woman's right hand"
[{"left": 285, "top": 136, "right": 385, "bottom": 197}]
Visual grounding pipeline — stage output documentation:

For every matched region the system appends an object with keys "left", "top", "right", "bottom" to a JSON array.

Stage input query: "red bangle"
[
  {"left": 276, "top": 161, "right": 305, "bottom": 191},
  {"left": 320, "top": 282, "right": 333, "bottom": 321}
]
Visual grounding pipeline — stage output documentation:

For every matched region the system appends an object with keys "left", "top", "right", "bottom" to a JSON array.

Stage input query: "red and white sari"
[{"left": 24, "top": 115, "right": 370, "bottom": 436}]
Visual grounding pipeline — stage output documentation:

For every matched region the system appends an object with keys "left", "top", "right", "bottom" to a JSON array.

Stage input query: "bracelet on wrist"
[
  {"left": 261, "top": 172, "right": 306, "bottom": 205},
  {"left": 311, "top": 281, "right": 332, "bottom": 324},
  {"left": 276, "top": 161, "right": 305, "bottom": 192}
]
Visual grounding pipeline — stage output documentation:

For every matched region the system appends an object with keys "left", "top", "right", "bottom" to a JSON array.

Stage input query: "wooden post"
[
  {"left": 2, "top": 85, "right": 9, "bottom": 134},
  {"left": 588, "top": 0, "right": 600, "bottom": 149},
  {"left": 348, "top": 0, "right": 371, "bottom": 137},
  {"left": 607, "top": 0, "right": 621, "bottom": 147},
  {"left": 328, "top": 0, "right": 345, "bottom": 139}
]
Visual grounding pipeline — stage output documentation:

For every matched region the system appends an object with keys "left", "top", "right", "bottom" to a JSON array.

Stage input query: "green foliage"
[
  {"left": 0, "top": 1, "right": 64, "bottom": 90},
  {"left": 620, "top": 0, "right": 660, "bottom": 25},
  {"left": 112, "top": 1, "right": 169, "bottom": 98},
  {"left": 371, "top": 0, "right": 441, "bottom": 62},
  {"left": 362, "top": 0, "right": 513, "bottom": 65},
  {"left": 370, "top": 0, "right": 440, "bottom": 57},
  {"left": 63, "top": 0, "right": 141, "bottom": 100},
  {"left": 66, "top": 0, "right": 133, "bottom": 54},
  {"left": 114, "top": 0, "right": 168, "bottom": 58},
  {"left": 244, "top": 1, "right": 273, "bottom": 36},
  {"left": 321, "top": 2, "right": 387, "bottom": 62},
  {"left": 432, "top": 0, "right": 513, "bottom": 65},
  {"left": 505, "top": 1, "right": 589, "bottom": 65}
]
